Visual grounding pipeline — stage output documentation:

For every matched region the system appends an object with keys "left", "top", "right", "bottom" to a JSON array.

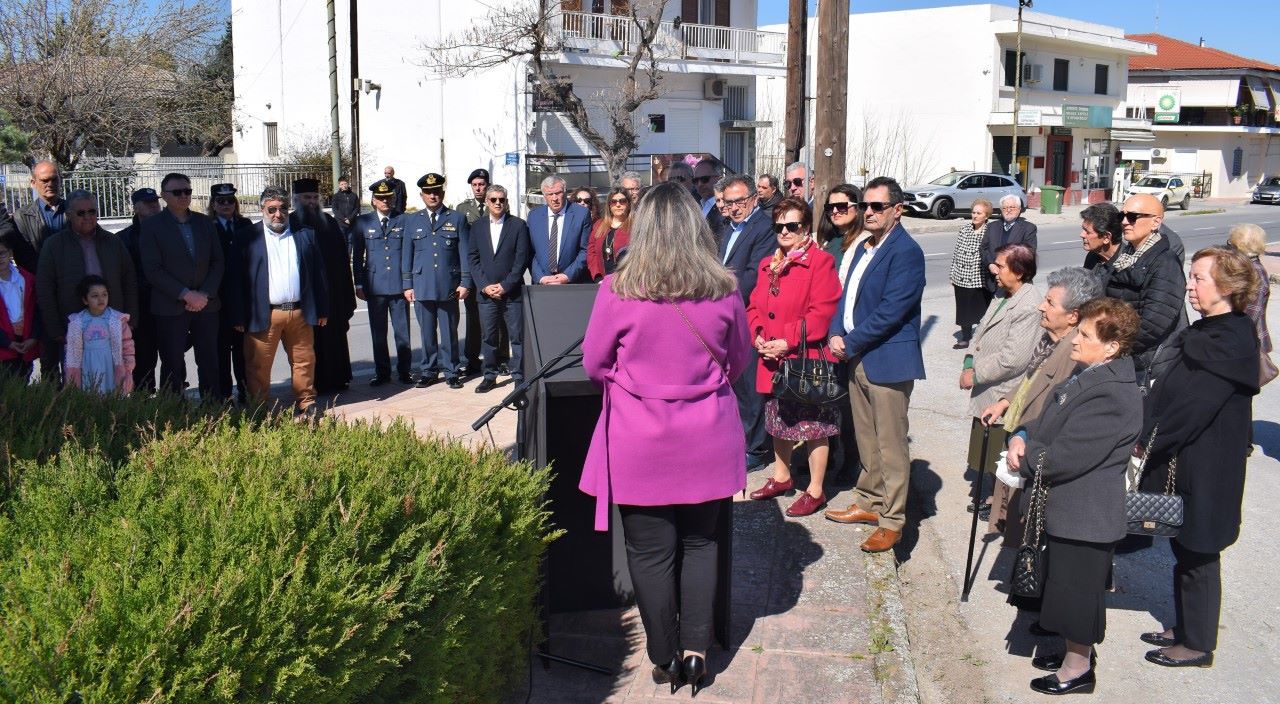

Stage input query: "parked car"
[
  {"left": 1126, "top": 175, "right": 1192, "bottom": 210},
  {"left": 902, "top": 172, "right": 1025, "bottom": 219},
  {"left": 1252, "top": 176, "right": 1280, "bottom": 205}
]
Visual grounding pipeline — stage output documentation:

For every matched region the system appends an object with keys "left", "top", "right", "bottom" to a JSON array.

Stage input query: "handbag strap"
[
  {"left": 1020, "top": 451, "right": 1049, "bottom": 549},
  {"left": 671, "top": 303, "right": 728, "bottom": 379},
  {"left": 1131, "top": 424, "right": 1177, "bottom": 495}
]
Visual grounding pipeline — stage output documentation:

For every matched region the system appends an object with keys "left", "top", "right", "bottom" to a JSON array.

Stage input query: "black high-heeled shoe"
[
  {"left": 683, "top": 654, "right": 706, "bottom": 698},
  {"left": 651, "top": 655, "right": 684, "bottom": 694}
]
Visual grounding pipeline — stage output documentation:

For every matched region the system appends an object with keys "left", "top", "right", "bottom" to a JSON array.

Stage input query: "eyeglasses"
[
  {"left": 213, "top": 197, "right": 237, "bottom": 205},
  {"left": 856, "top": 201, "right": 895, "bottom": 213},
  {"left": 788, "top": 177, "right": 806, "bottom": 188},
  {"left": 693, "top": 175, "right": 715, "bottom": 184},
  {"left": 74, "top": 208, "right": 98, "bottom": 217},
  {"left": 608, "top": 197, "right": 629, "bottom": 205},
  {"left": 1121, "top": 211, "right": 1156, "bottom": 223},
  {"left": 723, "top": 195, "right": 754, "bottom": 207},
  {"left": 488, "top": 197, "right": 507, "bottom": 204},
  {"left": 824, "top": 202, "right": 852, "bottom": 214},
  {"left": 264, "top": 205, "right": 288, "bottom": 215},
  {"left": 165, "top": 188, "right": 193, "bottom": 196},
  {"left": 772, "top": 222, "right": 804, "bottom": 234}
]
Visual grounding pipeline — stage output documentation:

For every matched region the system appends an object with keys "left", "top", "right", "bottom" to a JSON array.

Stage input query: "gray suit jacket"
[
  {"left": 35, "top": 227, "right": 139, "bottom": 339},
  {"left": 1020, "top": 357, "right": 1143, "bottom": 543},
  {"left": 967, "top": 282, "right": 1042, "bottom": 416},
  {"left": 139, "top": 209, "right": 223, "bottom": 316}
]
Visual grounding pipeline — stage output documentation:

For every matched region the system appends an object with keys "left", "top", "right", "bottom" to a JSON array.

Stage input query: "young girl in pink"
[{"left": 65, "top": 275, "right": 135, "bottom": 395}]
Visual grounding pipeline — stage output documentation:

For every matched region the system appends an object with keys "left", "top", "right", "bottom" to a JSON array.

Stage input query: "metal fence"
[{"left": 1, "top": 163, "right": 327, "bottom": 219}]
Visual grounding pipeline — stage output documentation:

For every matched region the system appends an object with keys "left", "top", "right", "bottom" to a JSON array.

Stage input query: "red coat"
[
  {"left": 0, "top": 266, "right": 41, "bottom": 363},
  {"left": 586, "top": 225, "right": 630, "bottom": 282},
  {"left": 746, "top": 245, "right": 842, "bottom": 394}
]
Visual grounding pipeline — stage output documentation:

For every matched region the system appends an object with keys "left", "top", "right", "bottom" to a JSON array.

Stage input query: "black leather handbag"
[
  {"left": 770, "top": 319, "right": 847, "bottom": 407},
  {"left": 1011, "top": 455, "right": 1048, "bottom": 599},
  {"left": 1125, "top": 426, "right": 1183, "bottom": 537}
]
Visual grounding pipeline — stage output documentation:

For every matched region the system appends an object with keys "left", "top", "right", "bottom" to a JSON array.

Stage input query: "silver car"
[
  {"left": 1253, "top": 176, "right": 1280, "bottom": 205},
  {"left": 903, "top": 172, "right": 1025, "bottom": 219}
]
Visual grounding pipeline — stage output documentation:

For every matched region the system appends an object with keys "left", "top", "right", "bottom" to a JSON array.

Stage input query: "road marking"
[
  {"left": 1193, "top": 227, "right": 1213, "bottom": 231},
  {"left": 925, "top": 253, "right": 948, "bottom": 258},
  {"left": 1051, "top": 239, "right": 1077, "bottom": 244}
]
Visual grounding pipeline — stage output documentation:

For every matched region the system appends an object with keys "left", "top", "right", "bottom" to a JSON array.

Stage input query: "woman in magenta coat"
[
  {"left": 580, "top": 181, "right": 752, "bottom": 697},
  {"left": 745, "top": 197, "right": 843, "bottom": 517}
]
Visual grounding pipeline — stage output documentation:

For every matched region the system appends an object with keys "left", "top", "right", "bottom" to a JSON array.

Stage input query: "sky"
[{"left": 757, "top": 0, "right": 1280, "bottom": 66}]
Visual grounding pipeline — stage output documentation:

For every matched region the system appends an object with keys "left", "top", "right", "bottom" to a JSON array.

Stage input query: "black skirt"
[
  {"left": 953, "top": 285, "right": 991, "bottom": 330},
  {"left": 1039, "top": 535, "right": 1115, "bottom": 645}
]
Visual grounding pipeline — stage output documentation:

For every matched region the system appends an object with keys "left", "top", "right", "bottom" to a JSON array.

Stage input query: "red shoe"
[
  {"left": 785, "top": 491, "right": 828, "bottom": 517},
  {"left": 749, "top": 477, "right": 794, "bottom": 500}
]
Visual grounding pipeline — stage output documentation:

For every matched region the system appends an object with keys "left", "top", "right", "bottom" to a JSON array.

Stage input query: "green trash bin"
[{"left": 1040, "top": 185, "right": 1065, "bottom": 215}]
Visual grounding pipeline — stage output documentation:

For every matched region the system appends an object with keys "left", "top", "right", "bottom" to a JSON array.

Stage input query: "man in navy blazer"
[
  {"left": 230, "top": 186, "right": 329, "bottom": 414},
  {"left": 824, "top": 176, "right": 926, "bottom": 554},
  {"left": 527, "top": 175, "right": 590, "bottom": 284},
  {"left": 467, "top": 184, "right": 531, "bottom": 392},
  {"left": 719, "top": 174, "right": 778, "bottom": 471}
]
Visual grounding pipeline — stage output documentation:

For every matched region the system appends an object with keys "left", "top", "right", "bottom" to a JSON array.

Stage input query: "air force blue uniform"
[
  {"left": 400, "top": 205, "right": 472, "bottom": 381},
  {"left": 351, "top": 209, "right": 413, "bottom": 380}
]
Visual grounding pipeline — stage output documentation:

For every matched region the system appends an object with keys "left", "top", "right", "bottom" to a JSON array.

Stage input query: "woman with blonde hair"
[
  {"left": 1226, "top": 223, "right": 1272, "bottom": 365},
  {"left": 579, "top": 181, "right": 752, "bottom": 697}
]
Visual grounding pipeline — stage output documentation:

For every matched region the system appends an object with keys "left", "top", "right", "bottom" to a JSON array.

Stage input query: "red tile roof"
[{"left": 1126, "top": 33, "right": 1280, "bottom": 72}]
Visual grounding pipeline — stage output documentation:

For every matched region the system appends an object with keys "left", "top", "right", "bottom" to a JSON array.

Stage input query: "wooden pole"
[
  {"left": 782, "top": 0, "right": 807, "bottom": 168},
  {"left": 813, "top": 0, "right": 849, "bottom": 212},
  {"left": 348, "top": 0, "right": 362, "bottom": 194}
]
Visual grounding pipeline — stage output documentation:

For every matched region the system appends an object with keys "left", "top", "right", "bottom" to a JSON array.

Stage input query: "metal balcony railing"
[{"left": 555, "top": 11, "right": 786, "bottom": 65}]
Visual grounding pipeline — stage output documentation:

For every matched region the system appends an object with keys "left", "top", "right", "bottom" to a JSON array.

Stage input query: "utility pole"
[
  {"left": 348, "top": 0, "right": 362, "bottom": 194},
  {"left": 782, "top": 0, "right": 807, "bottom": 168},
  {"left": 326, "top": 0, "right": 341, "bottom": 190},
  {"left": 1010, "top": 0, "right": 1032, "bottom": 188},
  {"left": 813, "top": 0, "right": 848, "bottom": 211}
]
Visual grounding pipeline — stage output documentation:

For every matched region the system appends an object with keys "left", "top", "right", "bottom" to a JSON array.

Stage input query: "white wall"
[{"left": 1147, "top": 131, "right": 1280, "bottom": 197}]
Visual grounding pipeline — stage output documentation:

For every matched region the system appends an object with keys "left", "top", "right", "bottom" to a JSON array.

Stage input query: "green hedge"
[{"left": 0, "top": 380, "right": 554, "bottom": 703}]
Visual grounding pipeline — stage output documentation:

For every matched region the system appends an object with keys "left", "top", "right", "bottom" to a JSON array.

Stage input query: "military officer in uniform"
[
  {"left": 454, "top": 167, "right": 500, "bottom": 376},
  {"left": 351, "top": 180, "right": 414, "bottom": 386},
  {"left": 401, "top": 173, "right": 471, "bottom": 389}
]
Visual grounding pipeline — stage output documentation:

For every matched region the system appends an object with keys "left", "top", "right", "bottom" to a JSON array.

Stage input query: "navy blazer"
[
  {"left": 828, "top": 223, "right": 926, "bottom": 384},
  {"left": 718, "top": 206, "right": 776, "bottom": 303},
  {"left": 139, "top": 208, "right": 224, "bottom": 316},
  {"left": 400, "top": 206, "right": 472, "bottom": 301},
  {"left": 468, "top": 215, "right": 532, "bottom": 298},
  {"left": 528, "top": 202, "right": 590, "bottom": 282},
  {"left": 232, "top": 222, "right": 329, "bottom": 333},
  {"left": 350, "top": 211, "right": 407, "bottom": 296}
]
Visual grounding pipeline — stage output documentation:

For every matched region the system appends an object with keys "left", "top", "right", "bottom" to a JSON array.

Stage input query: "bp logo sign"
[
  {"left": 1154, "top": 89, "right": 1181, "bottom": 123},
  {"left": 1159, "top": 95, "right": 1176, "bottom": 110}
]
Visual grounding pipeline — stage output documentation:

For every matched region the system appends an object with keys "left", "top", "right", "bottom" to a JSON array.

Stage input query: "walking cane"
[{"left": 961, "top": 424, "right": 990, "bottom": 601}]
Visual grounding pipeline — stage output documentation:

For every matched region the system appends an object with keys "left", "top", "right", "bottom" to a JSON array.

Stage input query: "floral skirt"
[{"left": 764, "top": 398, "right": 840, "bottom": 441}]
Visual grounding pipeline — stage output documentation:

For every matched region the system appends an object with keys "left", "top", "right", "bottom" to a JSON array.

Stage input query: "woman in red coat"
[
  {"left": 0, "top": 236, "right": 42, "bottom": 381},
  {"left": 586, "top": 187, "right": 632, "bottom": 282},
  {"left": 745, "top": 197, "right": 843, "bottom": 516}
]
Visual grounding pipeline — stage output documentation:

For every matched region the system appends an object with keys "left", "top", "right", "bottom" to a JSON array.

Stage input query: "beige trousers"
[
  {"left": 244, "top": 308, "right": 316, "bottom": 410},
  {"left": 848, "top": 360, "right": 914, "bottom": 532}
]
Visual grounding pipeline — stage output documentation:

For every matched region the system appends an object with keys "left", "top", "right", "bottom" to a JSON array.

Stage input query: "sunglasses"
[
  {"left": 1121, "top": 211, "right": 1156, "bottom": 223},
  {"left": 213, "top": 196, "right": 237, "bottom": 205},
  {"left": 824, "top": 202, "right": 852, "bottom": 214},
  {"left": 573, "top": 197, "right": 593, "bottom": 204},
  {"left": 74, "top": 208, "right": 98, "bottom": 217},
  {"left": 488, "top": 197, "right": 507, "bottom": 204},
  {"left": 165, "top": 188, "right": 193, "bottom": 196},
  {"left": 772, "top": 222, "right": 804, "bottom": 234},
  {"left": 609, "top": 197, "right": 629, "bottom": 205},
  {"left": 264, "top": 205, "right": 289, "bottom": 215},
  {"left": 788, "top": 177, "right": 806, "bottom": 188},
  {"left": 856, "top": 201, "right": 895, "bottom": 213},
  {"left": 669, "top": 175, "right": 689, "bottom": 183},
  {"left": 693, "top": 175, "right": 715, "bottom": 184}
]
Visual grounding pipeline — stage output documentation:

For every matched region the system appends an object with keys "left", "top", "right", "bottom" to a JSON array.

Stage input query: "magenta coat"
[{"left": 579, "top": 276, "right": 754, "bottom": 531}]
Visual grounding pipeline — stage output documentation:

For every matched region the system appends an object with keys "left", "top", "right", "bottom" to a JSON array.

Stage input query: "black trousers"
[
  {"left": 216, "top": 307, "right": 246, "bottom": 400},
  {"left": 1040, "top": 535, "right": 1115, "bottom": 646},
  {"left": 1172, "top": 540, "right": 1222, "bottom": 652},
  {"left": 619, "top": 499, "right": 722, "bottom": 665},
  {"left": 367, "top": 294, "right": 413, "bottom": 379},
  {"left": 730, "top": 361, "right": 770, "bottom": 467},
  {"left": 155, "top": 309, "right": 220, "bottom": 398},
  {"left": 132, "top": 308, "right": 159, "bottom": 393},
  {"left": 477, "top": 294, "right": 522, "bottom": 381},
  {"left": 463, "top": 293, "right": 482, "bottom": 369}
]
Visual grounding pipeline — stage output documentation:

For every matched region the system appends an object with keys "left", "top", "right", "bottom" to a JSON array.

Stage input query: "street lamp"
[{"left": 1010, "top": 0, "right": 1032, "bottom": 187}]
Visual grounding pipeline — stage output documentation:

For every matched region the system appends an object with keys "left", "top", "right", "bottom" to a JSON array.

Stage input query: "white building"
[
  {"left": 759, "top": 3, "right": 1155, "bottom": 207},
  {"left": 1120, "top": 33, "right": 1280, "bottom": 199},
  {"left": 230, "top": 0, "right": 783, "bottom": 212}
]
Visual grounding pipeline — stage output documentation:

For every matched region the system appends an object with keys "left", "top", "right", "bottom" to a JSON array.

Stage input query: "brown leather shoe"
[
  {"left": 823, "top": 504, "right": 879, "bottom": 525},
  {"left": 860, "top": 527, "right": 901, "bottom": 553}
]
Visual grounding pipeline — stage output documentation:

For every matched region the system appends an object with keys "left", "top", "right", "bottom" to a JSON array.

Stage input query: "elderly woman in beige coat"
[{"left": 959, "top": 242, "right": 1041, "bottom": 521}]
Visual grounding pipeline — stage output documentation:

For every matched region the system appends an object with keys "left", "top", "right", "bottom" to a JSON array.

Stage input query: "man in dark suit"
[
  {"left": 454, "top": 167, "right": 492, "bottom": 376},
  {"left": 527, "top": 175, "right": 590, "bottom": 284},
  {"left": 292, "top": 178, "right": 356, "bottom": 393},
  {"left": 331, "top": 177, "right": 360, "bottom": 234},
  {"left": 693, "top": 158, "right": 725, "bottom": 234},
  {"left": 209, "top": 183, "right": 254, "bottom": 402},
  {"left": 351, "top": 179, "right": 414, "bottom": 386},
  {"left": 718, "top": 174, "right": 778, "bottom": 472},
  {"left": 467, "top": 184, "right": 531, "bottom": 393},
  {"left": 116, "top": 187, "right": 164, "bottom": 391},
  {"left": 383, "top": 165, "right": 408, "bottom": 215},
  {"left": 980, "top": 195, "right": 1038, "bottom": 293},
  {"left": 401, "top": 173, "right": 471, "bottom": 389},
  {"left": 230, "top": 186, "right": 329, "bottom": 415},
  {"left": 824, "top": 176, "right": 926, "bottom": 554},
  {"left": 10, "top": 160, "right": 64, "bottom": 273},
  {"left": 139, "top": 172, "right": 223, "bottom": 399}
]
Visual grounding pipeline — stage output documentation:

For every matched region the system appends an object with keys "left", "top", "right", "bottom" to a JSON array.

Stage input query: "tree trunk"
[{"left": 603, "top": 150, "right": 628, "bottom": 186}]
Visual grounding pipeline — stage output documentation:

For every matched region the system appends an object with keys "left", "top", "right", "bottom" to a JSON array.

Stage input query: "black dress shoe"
[
  {"left": 497, "top": 362, "right": 511, "bottom": 376},
  {"left": 475, "top": 378, "right": 497, "bottom": 393},
  {"left": 446, "top": 377, "right": 464, "bottom": 389},
  {"left": 369, "top": 376, "right": 390, "bottom": 387},
  {"left": 1032, "top": 651, "right": 1096, "bottom": 672},
  {"left": 399, "top": 373, "right": 414, "bottom": 384},
  {"left": 1030, "top": 621, "right": 1059, "bottom": 637},
  {"left": 416, "top": 376, "right": 438, "bottom": 388},
  {"left": 1144, "top": 648, "right": 1213, "bottom": 668},
  {"left": 1140, "top": 631, "right": 1177, "bottom": 647},
  {"left": 1030, "top": 668, "right": 1095, "bottom": 695}
]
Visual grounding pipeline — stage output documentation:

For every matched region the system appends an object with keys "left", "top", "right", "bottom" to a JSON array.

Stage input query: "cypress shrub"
[{"left": 0, "top": 416, "right": 554, "bottom": 702}]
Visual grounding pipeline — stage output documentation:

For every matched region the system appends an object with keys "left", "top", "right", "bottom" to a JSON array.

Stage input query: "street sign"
[
  {"left": 1154, "top": 89, "right": 1181, "bottom": 123},
  {"left": 1017, "top": 108, "right": 1041, "bottom": 127},
  {"left": 504, "top": 152, "right": 519, "bottom": 166},
  {"left": 1062, "top": 104, "right": 1113, "bottom": 128}
]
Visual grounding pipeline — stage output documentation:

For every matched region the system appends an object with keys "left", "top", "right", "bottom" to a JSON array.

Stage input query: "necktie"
[
  {"left": 548, "top": 213, "right": 560, "bottom": 274},
  {"left": 381, "top": 216, "right": 388, "bottom": 233},
  {"left": 430, "top": 211, "right": 438, "bottom": 229}
]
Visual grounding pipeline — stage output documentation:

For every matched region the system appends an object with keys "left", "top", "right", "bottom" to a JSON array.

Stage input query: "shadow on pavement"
[
  {"left": 897, "top": 459, "right": 942, "bottom": 563},
  {"left": 1253, "top": 420, "right": 1280, "bottom": 460}
]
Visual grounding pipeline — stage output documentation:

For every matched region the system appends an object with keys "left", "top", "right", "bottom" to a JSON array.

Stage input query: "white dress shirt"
[
  {"left": 489, "top": 214, "right": 506, "bottom": 251},
  {"left": 264, "top": 227, "right": 301, "bottom": 305},
  {"left": 842, "top": 238, "right": 881, "bottom": 332}
]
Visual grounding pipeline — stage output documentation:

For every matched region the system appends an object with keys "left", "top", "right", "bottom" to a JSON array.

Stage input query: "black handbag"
[
  {"left": 1010, "top": 454, "right": 1048, "bottom": 599},
  {"left": 1125, "top": 427, "right": 1183, "bottom": 537},
  {"left": 770, "top": 319, "right": 847, "bottom": 406}
]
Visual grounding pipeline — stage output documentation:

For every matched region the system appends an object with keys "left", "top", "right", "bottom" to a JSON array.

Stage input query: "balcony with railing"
[{"left": 554, "top": 11, "right": 786, "bottom": 68}]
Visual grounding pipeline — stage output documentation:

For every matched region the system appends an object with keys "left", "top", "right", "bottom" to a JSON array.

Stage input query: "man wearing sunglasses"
[
  {"left": 35, "top": 189, "right": 139, "bottom": 385},
  {"left": 466, "top": 184, "right": 531, "bottom": 393},
  {"left": 351, "top": 180, "right": 414, "bottom": 386},
  {"left": 454, "top": 168, "right": 498, "bottom": 378},
  {"left": 824, "top": 176, "right": 926, "bottom": 554},
  {"left": 10, "top": 160, "right": 64, "bottom": 273},
  {"left": 784, "top": 162, "right": 813, "bottom": 204},
  {"left": 140, "top": 172, "right": 224, "bottom": 399}
]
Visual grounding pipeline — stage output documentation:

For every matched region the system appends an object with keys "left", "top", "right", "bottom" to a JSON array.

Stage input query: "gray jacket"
[
  {"left": 1020, "top": 356, "right": 1143, "bottom": 543},
  {"left": 139, "top": 208, "right": 223, "bottom": 316},
  {"left": 11, "top": 199, "right": 61, "bottom": 272},
  {"left": 967, "top": 282, "right": 1043, "bottom": 417}
]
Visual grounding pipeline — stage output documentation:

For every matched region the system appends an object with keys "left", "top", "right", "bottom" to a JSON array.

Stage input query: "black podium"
[{"left": 521, "top": 284, "right": 731, "bottom": 648}]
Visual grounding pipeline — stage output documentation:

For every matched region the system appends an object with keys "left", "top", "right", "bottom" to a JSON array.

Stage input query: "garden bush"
[{"left": 0, "top": 396, "right": 553, "bottom": 702}]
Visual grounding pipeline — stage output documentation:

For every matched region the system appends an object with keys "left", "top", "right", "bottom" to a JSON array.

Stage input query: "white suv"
[
  {"left": 903, "top": 172, "right": 1026, "bottom": 219},
  {"left": 1126, "top": 176, "right": 1192, "bottom": 210}
]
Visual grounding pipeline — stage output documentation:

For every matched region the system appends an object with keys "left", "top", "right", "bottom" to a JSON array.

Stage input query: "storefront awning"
[{"left": 1110, "top": 128, "right": 1155, "bottom": 143}]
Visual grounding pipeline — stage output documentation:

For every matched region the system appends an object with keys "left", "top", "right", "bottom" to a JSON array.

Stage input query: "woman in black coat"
[
  {"left": 1006, "top": 297, "right": 1143, "bottom": 695},
  {"left": 1138, "top": 246, "right": 1261, "bottom": 669}
]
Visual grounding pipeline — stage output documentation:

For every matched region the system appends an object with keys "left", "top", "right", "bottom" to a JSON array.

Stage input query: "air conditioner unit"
[
  {"left": 703, "top": 78, "right": 726, "bottom": 100},
  {"left": 1151, "top": 148, "right": 1167, "bottom": 158},
  {"left": 1023, "top": 63, "right": 1043, "bottom": 84}
]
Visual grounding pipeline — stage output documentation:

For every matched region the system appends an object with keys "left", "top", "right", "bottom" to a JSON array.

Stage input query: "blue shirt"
[
  {"left": 36, "top": 198, "right": 65, "bottom": 233},
  {"left": 177, "top": 221, "right": 195, "bottom": 257}
]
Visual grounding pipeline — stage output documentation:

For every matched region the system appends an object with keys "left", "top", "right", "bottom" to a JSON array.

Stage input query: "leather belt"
[{"left": 270, "top": 301, "right": 301, "bottom": 311}]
